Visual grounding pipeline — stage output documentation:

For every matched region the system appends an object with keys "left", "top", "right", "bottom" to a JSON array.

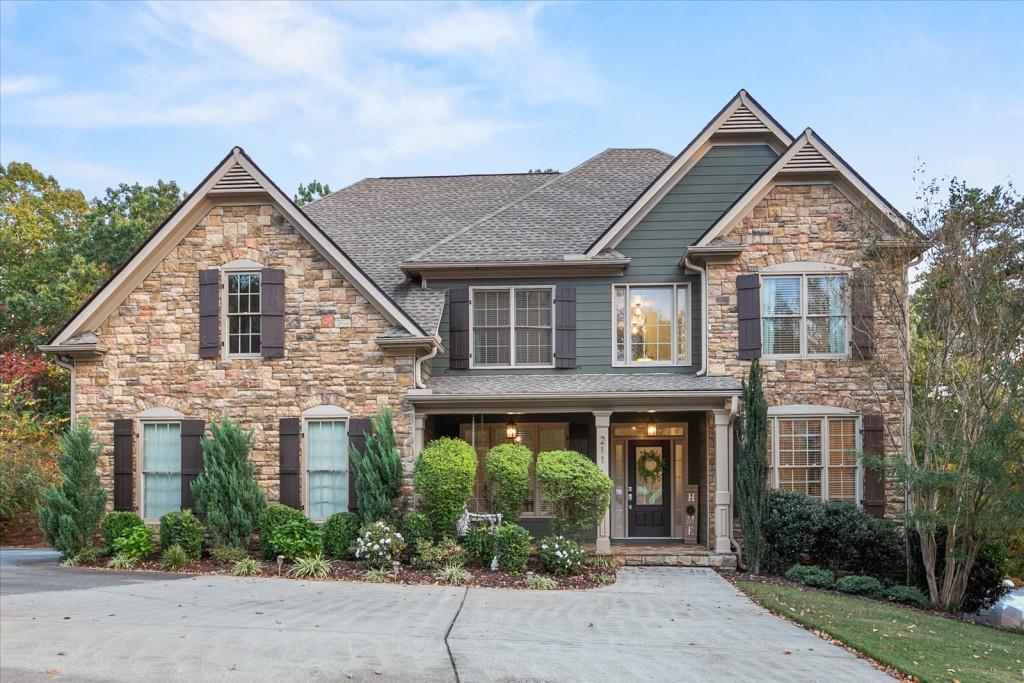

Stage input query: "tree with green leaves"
[
  {"left": 485, "top": 443, "right": 532, "bottom": 519},
  {"left": 190, "top": 420, "right": 266, "bottom": 548},
  {"left": 352, "top": 408, "right": 403, "bottom": 523},
  {"left": 38, "top": 422, "right": 107, "bottom": 555},
  {"left": 80, "top": 180, "right": 184, "bottom": 271},
  {"left": 293, "top": 180, "right": 331, "bottom": 207},
  {"left": 737, "top": 358, "right": 770, "bottom": 574}
]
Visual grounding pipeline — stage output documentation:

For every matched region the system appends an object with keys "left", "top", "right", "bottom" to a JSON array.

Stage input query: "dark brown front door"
[{"left": 628, "top": 440, "right": 670, "bottom": 537}]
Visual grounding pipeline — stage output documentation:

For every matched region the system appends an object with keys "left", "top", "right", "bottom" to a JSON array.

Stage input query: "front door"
[{"left": 628, "top": 440, "right": 670, "bottom": 537}]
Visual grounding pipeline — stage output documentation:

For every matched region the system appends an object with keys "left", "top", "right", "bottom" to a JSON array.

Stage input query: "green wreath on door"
[{"left": 635, "top": 448, "right": 665, "bottom": 487}]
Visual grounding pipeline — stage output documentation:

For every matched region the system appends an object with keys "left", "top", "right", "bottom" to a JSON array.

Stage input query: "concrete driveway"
[{"left": 0, "top": 549, "right": 890, "bottom": 682}]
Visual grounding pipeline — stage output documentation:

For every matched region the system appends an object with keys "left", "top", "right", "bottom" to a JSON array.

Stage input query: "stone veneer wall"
[
  {"left": 706, "top": 184, "right": 908, "bottom": 519},
  {"left": 74, "top": 204, "right": 417, "bottom": 511}
]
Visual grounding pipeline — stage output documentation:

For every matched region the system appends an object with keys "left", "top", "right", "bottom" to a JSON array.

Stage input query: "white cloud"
[{"left": 0, "top": 75, "right": 51, "bottom": 95}]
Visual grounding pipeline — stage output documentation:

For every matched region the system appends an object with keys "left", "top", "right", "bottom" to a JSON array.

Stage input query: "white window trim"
[
  {"left": 468, "top": 285, "right": 556, "bottom": 369},
  {"left": 301, "top": 407, "right": 351, "bottom": 521},
  {"left": 137, "top": 416, "right": 183, "bottom": 523},
  {"left": 222, "top": 261, "right": 264, "bottom": 359},
  {"left": 768, "top": 413, "right": 863, "bottom": 506},
  {"left": 610, "top": 283, "right": 692, "bottom": 367},
  {"left": 761, "top": 272, "right": 851, "bottom": 360}
]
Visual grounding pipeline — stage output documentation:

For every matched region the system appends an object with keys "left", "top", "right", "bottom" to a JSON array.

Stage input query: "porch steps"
[{"left": 609, "top": 544, "right": 737, "bottom": 570}]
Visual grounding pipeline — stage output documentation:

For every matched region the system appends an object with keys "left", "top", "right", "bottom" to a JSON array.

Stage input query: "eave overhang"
[
  {"left": 407, "top": 388, "right": 740, "bottom": 413},
  {"left": 679, "top": 243, "right": 747, "bottom": 266},
  {"left": 37, "top": 342, "right": 108, "bottom": 361},
  {"left": 372, "top": 335, "right": 442, "bottom": 352}
]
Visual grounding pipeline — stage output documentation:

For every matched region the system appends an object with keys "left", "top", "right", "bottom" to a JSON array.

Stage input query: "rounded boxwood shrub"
[
  {"left": 159, "top": 509, "right": 205, "bottom": 560},
  {"left": 112, "top": 524, "right": 154, "bottom": 561},
  {"left": 266, "top": 517, "right": 323, "bottom": 561},
  {"left": 485, "top": 443, "right": 532, "bottom": 519},
  {"left": 538, "top": 535, "right": 586, "bottom": 576},
  {"left": 494, "top": 522, "right": 532, "bottom": 575},
  {"left": 784, "top": 564, "right": 834, "bottom": 589},
  {"left": 413, "top": 438, "right": 477, "bottom": 537},
  {"left": 763, "top": 490, "right": 824, "bottom": 573},
  {"left": 258, "top": 504, "right": 306, "bottom": 559},
  {"left": 354, "top": 521, "right": 406, "bottom": 569},
  {"left": 401, "top": 511, "right": 434, "bottom": 548},
  {"left": 811, "top": 502, "right": 867, "bottom": 571},
  {"left": 101, "top": 512, "right": 144, "bottom": 549},
  {"left": 836, "top": 574, "right": 884, "bottom": 597},
  {"left": 535, "top": 450, "right": 612, "bottom": 535},
  {"left": 883, "top": 584, "right": 930, "bottom": 608},
  {"left": 462, "top": 523, "right": 496, "bottom": 567},
  {"left": 323, "top": 511, "right": 361, "bottom": 560}
]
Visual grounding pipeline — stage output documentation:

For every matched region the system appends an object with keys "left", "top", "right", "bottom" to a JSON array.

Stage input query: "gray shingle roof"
[{"left": 425, "top": 373, "right": 741, "bottom": 396}]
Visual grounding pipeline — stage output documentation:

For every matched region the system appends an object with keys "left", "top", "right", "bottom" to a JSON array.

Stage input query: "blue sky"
[{"left": 2, "top": 1, "right": 1022, "bottom": 212}]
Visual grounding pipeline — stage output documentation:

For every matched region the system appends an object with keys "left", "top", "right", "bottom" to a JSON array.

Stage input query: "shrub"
[
  {"left": 107, "top": 553, "right": 136, "bottom": 570},
  {"left": 211, "top": 545, "right": 248, "bottom": 565},
  {"left": 763, "top": 490, "right": 823, "bottom": 573},
  {"left": 266, "top": 517, "right": 323, "bottom": 560},
  {"left": 436, "top": 564, "right": 472, "bottom": 586},
  {"left": 536, "top": 450, "right": 612, "bottom": 535},
  {"left": 812, "top": 502, "right": 866, "bottom": 571},
  {"left": 159, "top": 509, "right": 205, "bottom": 560},
  {"left": 38, "top": 423, "right": 107, "bottom": 555},
  {"left": 352, "top": 408, "right": 403, "bottom": 523},
  {"left": 354, "top": 521, "right": 405, "bottom": 569},
  {"left": 413, "top": 538, "right": 466, "bottom": 571},
  {"left": 364, "top": 567, "right": 393, "bottom": 583},
  {"left": 323, "top": 511, "right": 361, "bottom": 560},
  {"left": 485, "top": 443, "right": 532, "bottom": 519},
  {"left": 161, "top": 544, "right": 189, "bottom": 572},
  {"left": 784, "top": 564, "right": 834, "bottom": 589},
  {"left": 112, "top": 525, "right": 154, "bottom": 561},
  {"left": 72, "top": 546, "right": 98, "bottom": 564},
  {"left": 851, "top": 517, "right": 905, "bottom": 583},
  {"left": 883, "top": 584, "right": 930, "bottom": 608},
  {"left": 288, "top": 554, "right": 332, "bottom": 579},
  {"left": 537, "top": 535, "right": 586, "bottom": 576},
  {"left": 836, "top": 574, "right": 884, "bottom": 597},
  {"left": 588, "top": 554, "right": 614, "bottom": 570},
  {"left": 737, "top": 358, "right": 770, "bottom": 574},
  {"left": 258, "top": 504, "right": 306, "bottom": 559},
  {"left": 190, "top": 420, "right": 265, "bottom": 549},
  {"left": 101, "top": 512, "right": 144, "bottom": 550},
  {"left": 494, "top": 522, "right": 531, "bottom": 575},
  {"left": 462, "top": 523, "right": 496, "bottom": 567},
  {"left": 401, "top": 511, "right": 435, "bottom": 549},
  {"left": 413, "top": 438, "right": 477, "bottom": 537},
  {"left": 231, "top": 558, "right": 262, "bottom": 577},
  {"left": 526, "top": 574, "right": 558, "bottom": 590}
]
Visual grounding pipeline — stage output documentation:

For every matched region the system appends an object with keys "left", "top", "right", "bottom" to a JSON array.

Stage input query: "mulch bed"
[{"left": 72, "top": 556, "right": 617, "bottom": 590}]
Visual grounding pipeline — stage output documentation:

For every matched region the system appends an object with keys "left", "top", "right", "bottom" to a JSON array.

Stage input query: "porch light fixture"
[
  {"left": 505, "top": 418, "right": 518, "bottom": 440},
  {"left": 646, "top": 418, "right": 657, "bottom": 436}
]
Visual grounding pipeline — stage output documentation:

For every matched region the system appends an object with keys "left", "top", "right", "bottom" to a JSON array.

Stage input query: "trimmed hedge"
[
  {"left": 836, "top": 574, "right": 884, "bottom": 597},
  {"left": 883, "top": 584, "right": 930, "bottom": 608},
  {"left": 159, "top": 509, "right": 205, "bottom": 560},
  {"left": 266, "top": 517, "right": 323, "bottom": 560},
  {"left": 494, "top": 522, "right": 532, "bottom": 575},
  {"left": 413, "top": 438, "right": 477, "bottom": 538},
  {"left": 401, "top": 511, "right": 434, "bottom": 549},
  {"left": 536, "top": 450, "right": 612, "bottom": 535},
  {"left": 101, "top": 512, "right": 144, "bottom": 549},
  {"left": 258, "top": 504, "right": 306, "bottom": 559},
  {"left": 323, "top": 511, "right": 360, "bottom": 560},
  {"left": 485, "top": 443, "right": 532, "bottom": 519},
  {"left": 785, "top": 564, "right": 835, "bottom": 589}
]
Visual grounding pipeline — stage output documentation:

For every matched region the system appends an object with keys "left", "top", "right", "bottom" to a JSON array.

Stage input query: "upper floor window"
[
  {"left": 613, "top": 284, "right": 689, "bottom": 366},
  {"left": 768, "top": 414, "right": 860, "bottom": 503},
  {"left": 471, "top": 287, "right": 553, "bottom": 368},
  {"left": 226, "top": 272, "right": 261, "bottom": 356},
  {"left": 762, "top": 274, "right": 847, "bottom": 357}
]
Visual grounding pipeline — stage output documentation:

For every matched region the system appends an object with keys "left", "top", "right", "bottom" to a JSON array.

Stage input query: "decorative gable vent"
[
  {"left": 211, "top": 162, "right": 262, "bottom": 193},
  {"left": 719, "top": 103, "right": 771, "bottom": 134},
  {"left": 781, "top": 144, "right": 835, "bottom": 173}
]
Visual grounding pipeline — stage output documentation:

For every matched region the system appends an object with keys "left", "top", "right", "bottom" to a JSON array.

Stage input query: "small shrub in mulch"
[
  {"left": 784, "top": 564, "right": 834, "bottom": 589},
  {"left": 836, "top": 574, "right": 883, "bottom": 598}
]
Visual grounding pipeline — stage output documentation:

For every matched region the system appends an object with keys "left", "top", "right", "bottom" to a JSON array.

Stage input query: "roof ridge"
[{"left": 376, "top": 171, "right": 559, "bottom": 180}]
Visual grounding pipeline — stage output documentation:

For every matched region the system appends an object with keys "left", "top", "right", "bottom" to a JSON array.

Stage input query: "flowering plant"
[
  {"left": 354, "top": 521, "right": 406, "bottom": 569},
  {"left": 537, "top": 534, "right": 586, "bottom": 576}
]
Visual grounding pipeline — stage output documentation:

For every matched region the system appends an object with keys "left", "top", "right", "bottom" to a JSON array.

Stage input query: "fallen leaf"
[
  {"left": 46, "top": 669, "right": 58, "bottom": 676},
  {"left": 62, "top": 616, "right": 70, "bottom": 620},
  {"left": 783, "top": 651, "right": 792, "bottom": 656}
]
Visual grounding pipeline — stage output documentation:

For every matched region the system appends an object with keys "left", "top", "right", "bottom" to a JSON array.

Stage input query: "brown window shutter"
[
  {"left": 851, "top": 270, "right": 875, "bottom": 360},
  {"left": 113, "top": 419, "right": 135, "bottom": 512},
  {"left": 261, "top": 268, "right": 285, "bottom": 358},
  {"left": 347, "top": 418, "right": 373, "bottom": 514},
  {"left": 861, "top": 413, "right": 885, "bottom": 517},
  {"left": 448, "top": 287, "right": 470, "bottom": 369},
  {"left": 279, "top": 418, "right": 301, "bottom": 509},
  {"left": 180, "top": 420, "right": 205, "bottom": 510},
  {"left": 736, "top": 274, "right": 761, "bottom": 360},
  {"left": 554, "top": 285, "right": 577, "bottom": 369},
  {"left": 199, "top": 269, "right": 220, "bottom": 359}
]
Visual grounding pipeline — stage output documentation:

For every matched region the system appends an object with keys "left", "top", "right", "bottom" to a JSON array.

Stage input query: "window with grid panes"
[
  {"left": 762, "top": 274, "right": 848, "bottom": 357},
  {"left": 470, "top": 288, "right": 553, "bottom": 367},
  {"left": 768, "top": 416, "right": 859, "bottom": 503},
  {"left": 613, "top": 284, "right": 688, "bottom": 365},
  {"left": 226, "top": 272, "right": 261, "bottom": 355}
]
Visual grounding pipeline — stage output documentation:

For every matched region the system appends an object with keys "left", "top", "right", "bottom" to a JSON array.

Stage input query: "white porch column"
[
  {"left": 593, "top": 410, "right": 613, "bottom": 555},
  {"left": 413, "top": 412, "right": 426, "bottom": 456},
  {"left": 713, "top": 409, "right": 732, "bottom": 554}
]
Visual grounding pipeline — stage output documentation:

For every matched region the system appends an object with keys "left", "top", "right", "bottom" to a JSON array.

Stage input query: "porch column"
[
  {"left": 413, "top": 412, "right": 426, "bottom": 456},
  {"left": 594, "top": 410, "right": 612, "bottom": 555},
  {"left": 713, "top": 409, "right": 732, "bottom": 554}
]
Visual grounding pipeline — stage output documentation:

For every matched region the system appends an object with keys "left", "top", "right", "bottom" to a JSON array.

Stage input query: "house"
[{"left": 41, "top": 91, "right": 916, "bottom": 566}]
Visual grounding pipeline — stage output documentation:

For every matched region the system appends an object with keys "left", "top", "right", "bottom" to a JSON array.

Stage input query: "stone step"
[{"left": 620, "top": 553, "right": 737, "bottom": 569}]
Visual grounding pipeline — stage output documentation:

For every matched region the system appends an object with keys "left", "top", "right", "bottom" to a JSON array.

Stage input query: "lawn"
[{"left": 738, "top": 580, "right": 1023, "bottom": 683}]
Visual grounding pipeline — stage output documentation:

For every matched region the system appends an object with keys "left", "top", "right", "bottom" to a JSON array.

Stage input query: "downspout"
[
  {"left": 414, "top": 337, "right": 442, "bottom": 389},
  {"left": 683, "top": 254, "right": 708, "bottom": 376},
  {"left": 54, "top": 356, "right": 76, "bottom": 428},
  {"left": 726, "top": 395, "right": 743, "bottom": 565}
]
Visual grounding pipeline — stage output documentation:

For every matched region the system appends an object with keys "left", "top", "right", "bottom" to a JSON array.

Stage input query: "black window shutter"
[
  {"left": 180, "top": 420, "right": 205, "bottom": 510},
  {"left": 861, "top": 413, "right": 886, "bottom": 518},
  {"left": 279, "top": 418, "right": 301, "bottom": 509},
  {"left": 554, "top": 285, "right": 577, "bottom": 369},
  {"left": 113, "top": 419, "right": 135, "bottom": 512},
  {"left": 261, "top": 268, "right": 285, "bottom": 358},
  {"left": 199, "top": 269, "right": 220, "bottom": 359},
  {"left": 736, "top": 274, "right": 762, "bottom": 360},
  {"left": 348, "top": 418, "right": 373, "bottom": 514},
  {"left": 448, "top": 287, "right": 470, "bottom": 370},
  {"left": 851, "top": 270, "right": 875, "bottom": 360}
]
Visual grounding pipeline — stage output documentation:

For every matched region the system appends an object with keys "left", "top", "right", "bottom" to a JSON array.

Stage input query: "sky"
[{"left": 1, "top": 1, "right": 1022, "bottom": 213}]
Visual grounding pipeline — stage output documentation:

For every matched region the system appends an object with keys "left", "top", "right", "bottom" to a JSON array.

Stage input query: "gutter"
[
  {"left": 683, "top": 254, "right": 709, "bottom": 376},
  {"left": 52, "top": 356, "right": 76, "bottom": 427},
  {"left": 414, "top": 337, "right": 442, "bottom": 389}
]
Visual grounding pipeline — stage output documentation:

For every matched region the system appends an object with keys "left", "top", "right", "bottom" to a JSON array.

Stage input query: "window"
[
  {"left": 768, "top": 415, "right": 860, "bottom": 503},
  {"left": 142, "top": 422, "right": 181, "bottom": 519},
  {"left": 305, "top": 420, "right": 349, "bottom": 520},
  {"left": 226, "top": 272, "right": 261, "bottom": 356},
  {"left": 470, "top": 287, "right": 553, "bottom": 367},
  {"left": 762, "top": 274, "right": 848, "bottom": 357},
  {"left": 613, "top": 284, "right": 689, "bottom": 365}
]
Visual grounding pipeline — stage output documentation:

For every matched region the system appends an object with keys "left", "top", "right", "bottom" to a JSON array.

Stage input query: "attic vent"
[
  {"left": 719, "top": 103, "right": 770, "bottom": 134},
  {"left": 211, "top": 163, "right": 262, "bottom": 192},
  {"left": 781, "top": 144, "right": 835, "bottom": 173}
]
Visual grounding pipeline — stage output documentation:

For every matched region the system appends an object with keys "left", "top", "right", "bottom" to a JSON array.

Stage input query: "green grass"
[{"left": 738, "top": 581, "right": 1023, "bottom": 683}]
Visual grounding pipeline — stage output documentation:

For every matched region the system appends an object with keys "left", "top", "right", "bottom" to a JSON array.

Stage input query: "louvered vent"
[
  {"left": 781, "top": 144, "right": 835, "bottom": 173},
  {"left": 211, "top": 163, "right": 262, "bottom": 192},
  {"left": 719, "top": 103, "right": 770, "bottom": 134}
]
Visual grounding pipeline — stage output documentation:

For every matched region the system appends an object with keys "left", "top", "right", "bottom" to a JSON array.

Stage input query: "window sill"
[{"left": 762, "top": 354, "right": 851, "bottom": 361}]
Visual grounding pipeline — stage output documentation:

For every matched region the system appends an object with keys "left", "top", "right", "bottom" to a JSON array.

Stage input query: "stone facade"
[{"left": 74, "top": 204, "right": 418, "bottom": 512}]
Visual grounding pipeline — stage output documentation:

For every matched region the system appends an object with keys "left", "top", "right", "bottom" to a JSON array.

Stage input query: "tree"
[
  {"left": 38, "top": 422, "right": 107, "bottom": 555},
  {"left": 352, "top": 408, "right": 403, "bottom": 523},
  {"left": 293, "top": 180, "right": 331, "bottom": 207},
  {"left": 80, "top": 180, "right": 184, "bottom": 271},
  {"left": 190, "top": 420, "right": 266, "bottom": 548},
  {"left": 737, "top": 358, "right": 769, "bottom": 574}
]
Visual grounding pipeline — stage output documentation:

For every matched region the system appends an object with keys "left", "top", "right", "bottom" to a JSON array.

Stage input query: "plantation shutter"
[
  {"left": 279, "top": 418, "right": 301, "bottom": 509},
  {"left": 199, "top": 269, "right": 221, "bottom": 359},
  {"left": 851, "top": 270, "right": 875, "bottom": 360},
  {"left": 113, "top": 419, "right": 135, "bottom": 512},
  {"left": 260, "top": 268, "right": 285, "bottom": 358},
  {"left": 448, "top": 287, "right": 470, "bottom": 369},
  {"left": 554, "top": 285, "right": 577, "bottom": 369},
  {"left": 347, "top": 418, "right": 373, "bottom": 514},
  {"left": 736, "top": 274, "right": 761, "bottom": 360},
  {"left": 180, "top": 420, "right": 205, "bottom": 510},
  {"left": 861, "top": 413, "right": 885, "bottom": 518}
]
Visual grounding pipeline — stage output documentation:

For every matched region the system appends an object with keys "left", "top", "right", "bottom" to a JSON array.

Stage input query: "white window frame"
[
  {"left": 761, "top": 272, "right": 850, "bottom": 359},
  {"left": 137, "top": 407, "right": 185, "bottom": 523},
  {"left": 611, "top": 283, "right": 691, "bottom": 367},
  {"left": 767, "top": 409, "right": 862, "bottom": 505},
  {"left": 222, "top": 259, "right": 264, "bottom": 359},
  {"left": 468, "top": 285, "right": 556, "bottom": 369},
  {"left": 301, "top": 404, "right": 351, "bottom": 521}
]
